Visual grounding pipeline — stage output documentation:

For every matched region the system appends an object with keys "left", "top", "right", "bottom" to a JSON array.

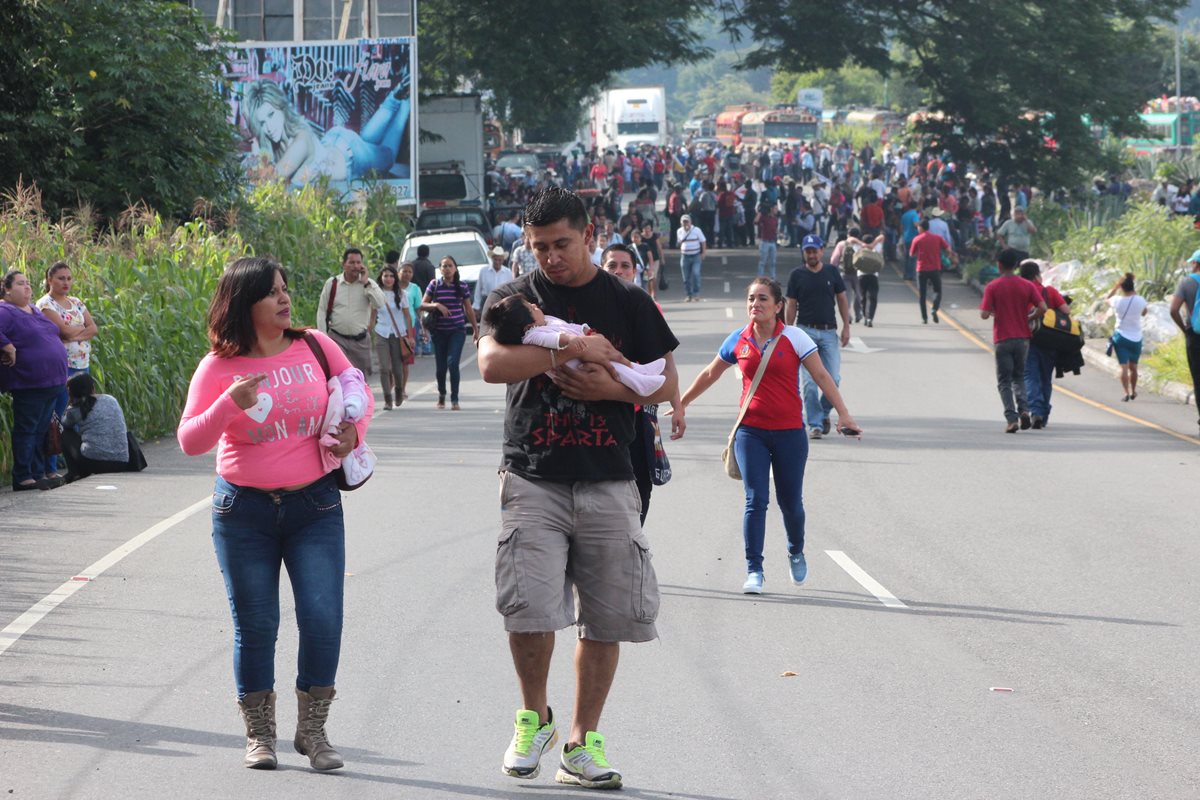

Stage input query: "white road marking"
[
  {"left": 722, "top": 256, "right": 728, "bottom": 265},
  {"left": 845, "top": 336, "right": 886, "bottom": 354},
  {"left": 0, "top": 497, "right": 211, "bottom": 657},
  {"left": 825, "top": 550, "right": 908, "bottom": 608},
  {"left": 725, "top": 307, "right": 733, "bottom": 318},
  {"left": 724, "top": 281, "right": 730, "bottom": 293}
]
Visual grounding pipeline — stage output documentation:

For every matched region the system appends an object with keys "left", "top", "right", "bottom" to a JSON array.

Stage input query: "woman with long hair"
[
  {"left": 178, "top": 256, "right": 372, "bottom": 771},
  {"left": 374, "top": 263, "right": 413, "bottom": 410},
  {"left": 37, "top": 260, "right": 98, "bottom": 472},
  {"left": 242, "top": 64, "right": 411, "bottom": 186},
  {"left": 1105, "top": 272, "right": 1149, "bottom": 401},
  {"left": 0, "top": 270, "right": 68, "bottom": 490},
  {"left": 674, "top": 277, "right": 861, "bottom": 595},
  {"left": 61, "top": 372, "right": 134, "bottom": 482},
  {"left": 420, "top": 256, "right": 479, "bottom": 410}
]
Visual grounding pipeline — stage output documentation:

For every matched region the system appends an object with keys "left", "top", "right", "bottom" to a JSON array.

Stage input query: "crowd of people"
[
  {"left": 0, "top": 263, "right": 143, "bottom": 491},
  {"left": 9, "top": 136, "right": 1200, "bottom": 792}
]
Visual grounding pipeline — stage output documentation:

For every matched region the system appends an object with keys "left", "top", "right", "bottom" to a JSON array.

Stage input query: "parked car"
[
  {"left": 495, "top": 152, "right": 541, "bottom": 179},
  {"left": 415, "top": 207, "right": 493, "bottom": 246},
  {"left": 399, "top": 228, "right": 490, "bottom": 302}
]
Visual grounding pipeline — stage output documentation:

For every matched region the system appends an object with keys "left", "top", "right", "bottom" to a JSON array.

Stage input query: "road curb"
[{"left": 962, "top": 274, "right": 1195, "bottom": 409}]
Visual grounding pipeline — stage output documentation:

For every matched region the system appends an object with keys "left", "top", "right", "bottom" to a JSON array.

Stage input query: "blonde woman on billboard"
[{"left": 243, "top": 64, "right": 410, "bottom": 186}]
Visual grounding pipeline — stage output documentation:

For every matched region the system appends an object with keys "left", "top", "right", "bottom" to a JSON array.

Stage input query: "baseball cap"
[
  {"left": 1189, "top": 249, "right": 1200, "bottom": 263},
  {"left": 801, "top": 234, "right": 824, "bottom": 251}
]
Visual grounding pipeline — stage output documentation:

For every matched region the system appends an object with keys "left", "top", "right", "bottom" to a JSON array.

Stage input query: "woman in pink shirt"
[{"left": 178, "top": 257, "right": 370, "bottom": 772}]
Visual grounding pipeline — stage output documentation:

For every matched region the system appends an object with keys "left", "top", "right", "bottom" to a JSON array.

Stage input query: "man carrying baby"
[{"left": 477, "top": 187, "right": 679, "bottom": 790}]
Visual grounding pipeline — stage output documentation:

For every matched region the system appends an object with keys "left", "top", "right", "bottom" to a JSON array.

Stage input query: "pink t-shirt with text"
[{"left": 177, "top": 331, "right": 372, "bottom": 489}]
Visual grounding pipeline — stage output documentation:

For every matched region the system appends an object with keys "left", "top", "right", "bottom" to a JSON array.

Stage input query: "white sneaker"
[
  {"left": 742, "top": 572, "right": 764, "bottom": 594},
  {"left": 502, "top": 708, "right": 558, "bottom": 779},
  {"left": 555, "top": 731, "right": 622, "bottom": 789}
]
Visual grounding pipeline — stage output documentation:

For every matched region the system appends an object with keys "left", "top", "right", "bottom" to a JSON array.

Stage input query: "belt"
[
  {"left": 799, "top": 322, "right": 837, "bottom": 330},
  {"left": 330, "top": 328, "right": 368, "bottom": 342}
]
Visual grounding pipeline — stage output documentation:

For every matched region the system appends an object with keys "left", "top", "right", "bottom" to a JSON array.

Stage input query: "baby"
[
  {"left": 484, "top": 294, "right": 666, "bottom": 396},
  {"left": 319, "top": 366, "right": 376, "bottom": 487}
]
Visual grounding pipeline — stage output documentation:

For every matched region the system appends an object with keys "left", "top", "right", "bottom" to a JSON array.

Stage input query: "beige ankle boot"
[
  {"left": 237, "top": 690, "right": 277, "bottom": 769},
  {"left": 293, "top": 686, "right": 344, "bottom": 770}
]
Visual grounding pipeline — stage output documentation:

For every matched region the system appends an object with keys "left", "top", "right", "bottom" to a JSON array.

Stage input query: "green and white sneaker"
[
  {"left": 555, "top": 731, "right": 623, "bottom": 790},
  {"left": 502, "top": 708, "right": 558, "bottom": 779}
]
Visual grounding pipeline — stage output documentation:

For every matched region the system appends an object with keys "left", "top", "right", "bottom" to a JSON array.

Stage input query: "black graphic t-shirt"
[{"left": 481, "top": 268, "right": 678, "bottom": 483}]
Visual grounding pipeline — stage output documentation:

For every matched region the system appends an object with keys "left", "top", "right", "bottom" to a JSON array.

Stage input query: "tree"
[
  {"left": 418, "top": 0, "right": 711, "bottom": 135},
  {"left": 0, "top": 0, "right": 238, "bottom": 219},
  {"left": 722, "top": 0, "right": 1188, "bottom": 188}
]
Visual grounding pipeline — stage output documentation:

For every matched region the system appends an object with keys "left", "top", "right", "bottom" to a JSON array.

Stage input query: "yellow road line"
[{"left": 885, "top": 263, "right": 1200, "bottom": 446}]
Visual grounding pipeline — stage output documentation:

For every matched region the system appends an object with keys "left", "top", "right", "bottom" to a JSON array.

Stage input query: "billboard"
[
  {"left": 222, "top": 38, "right": 417, "bottom": 203},
  {"left": 796, "top": 88, "right": 825, "bottom": 117}
]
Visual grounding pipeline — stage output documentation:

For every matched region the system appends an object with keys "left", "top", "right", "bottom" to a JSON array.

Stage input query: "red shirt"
[
  {"left": 718, "top": 321, "right": 817, "bottom": 430},
  {"left": 910, "top": 231, "right": 949, "bottom": 273},
  {"left": 980, "top": 275, "right": 1045, "bottom": 343},
  {"left": 860, "top": 201, "right": 884, "bottom": 229}
]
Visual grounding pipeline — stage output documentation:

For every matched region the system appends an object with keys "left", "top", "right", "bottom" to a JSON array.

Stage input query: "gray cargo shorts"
[{"left": 495, "top": 471, "right": 660, "bottom": 643}]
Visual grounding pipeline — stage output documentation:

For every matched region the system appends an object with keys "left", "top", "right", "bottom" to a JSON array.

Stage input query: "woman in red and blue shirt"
[{"left": 677, "top": 278, "right": 861, "bottom": 595}]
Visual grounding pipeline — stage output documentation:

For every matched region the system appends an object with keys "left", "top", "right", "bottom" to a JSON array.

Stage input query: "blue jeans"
[
  {"left": 211, "top": 474, "right": 345, "bottom": 696},
  {"left": 432, "top": 327, "right": 467, "bottom": 402},
  {"left": 757, "top": 241, "right": 777, "bottom": 279},
  {"left": 1024, "top": 344, "right": 1055, "bottom": 421},
  {"left": 903, "top": 245, "right": 916, "bottom": 280},
  {"left": 50, "top": 367, "right": 89, "bottom": 472},
  {"left": 798, "top": 327, "right": 841, "bottom": 430},
  {"left": 10, "top": 385, "right": 60, "bottom": 485},
  {"left": 733, "top": 425, "right": 808, "bottom": 573},
  {"left": 680, "top": 253, "right": 703, "bottom": 298}
]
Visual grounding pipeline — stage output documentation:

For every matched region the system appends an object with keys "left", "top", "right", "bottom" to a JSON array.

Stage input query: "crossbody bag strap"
[
  {"left": 303, "top": 331, "right": 332, "bottom": 381},
  {"left": 325, "top": 277, "right": 338, "bottom": 331},
  {"left": 382, "top": 299, "right": 413, "bottom": 353},
  {"left": 727, "top": 336, "right": 781, "bottom": 442}
]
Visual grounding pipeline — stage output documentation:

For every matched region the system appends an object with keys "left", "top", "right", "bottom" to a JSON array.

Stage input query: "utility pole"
[{"left": 1176, "top": 20, "right": 1183, "bottom": 147}]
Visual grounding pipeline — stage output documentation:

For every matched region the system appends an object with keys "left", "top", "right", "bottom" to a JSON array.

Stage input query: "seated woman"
[{"left": 61, "top": 373, "right": 141, "bottom": 482}]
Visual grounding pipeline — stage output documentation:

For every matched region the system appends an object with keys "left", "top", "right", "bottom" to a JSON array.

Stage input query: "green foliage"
[
  {"left": 721, "top": 0, "right": 1187, "bottom": 190},
  {"left": 1037, "top": 198, "right": 1198, "bottom": 306},
  {"left": 0, "top": 0, "right": 240, "bottom": 220},
  {"left": 770, "top": 62, "right": 923, "bottom": 113},
  {"left": 418, "top": 0, "right": 713, "bottom": 134},
  {"left": 1144, "top": 333, "right": 1193, "bottom": 386},
  {"left": 0, "top": 181, "right": 409, "bottom": 482},
  {"left": 819, "top": 125, "right": 880, "bottom": 152}
]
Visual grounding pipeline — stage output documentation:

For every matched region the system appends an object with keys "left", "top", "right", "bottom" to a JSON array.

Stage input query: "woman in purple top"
[
  {"left": 420, "top": 256, "right": 479, "bottom": 410},
  {"left": 0, "top": 270, "right": 69, "bottom": 490}
]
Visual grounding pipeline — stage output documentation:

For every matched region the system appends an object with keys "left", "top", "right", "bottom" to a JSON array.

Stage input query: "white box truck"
[
  {"left": 418, "top": 94, "right": 487, "bottom": 211},
  {"left": 589, "top": 86, "right": 668, "bottom": 152}
]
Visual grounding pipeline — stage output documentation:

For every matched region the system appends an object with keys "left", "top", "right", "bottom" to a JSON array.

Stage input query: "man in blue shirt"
[
  {"left": 900, "top": 203, "right": 921, "bottom": 280},
  {"left": 784, "top": 234, "right": 851, "bottom": 438}
]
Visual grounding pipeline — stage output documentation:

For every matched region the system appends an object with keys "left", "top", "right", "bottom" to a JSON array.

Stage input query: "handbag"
[
  {"left": 641, "top": 404, "right": 671, "bottom": 486},
  {"left": 1107, "top": 295, "right": 1135, "bottom": 357},
  {"left": 302, "top": 333, "right": 370, "bottom": 491},
  {"left": 382, "top": 300, "right": 413, "bottom": 355},
  {"left": 721, "top": 337, "right": 780, "bottom": 480},
  {"left": 44, "top": 412, "right": 62, "bottom": 456}
]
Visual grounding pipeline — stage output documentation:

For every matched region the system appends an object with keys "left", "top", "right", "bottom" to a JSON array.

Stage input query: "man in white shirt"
[
  {"left": 928, "top": 208, "right": 954, "bottom": 250},
  {"left": 475, "top": 246, "right": 515, "bottom": 316},
  {"left": 316, "top": 247, "right": 387, "bottom": 376},
  {"left": 676, "top": 214, "right": 707, "bottom": 302}
]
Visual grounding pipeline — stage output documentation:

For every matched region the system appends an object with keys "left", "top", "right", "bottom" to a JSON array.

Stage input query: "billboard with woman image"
[{"left": 222, "top": 38, "right": 416, "bottom": 202}]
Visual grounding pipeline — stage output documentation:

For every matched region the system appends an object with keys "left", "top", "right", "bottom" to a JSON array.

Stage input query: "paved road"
[{"left": 2, "top": 249, "right": 1198, "bottom": 800}]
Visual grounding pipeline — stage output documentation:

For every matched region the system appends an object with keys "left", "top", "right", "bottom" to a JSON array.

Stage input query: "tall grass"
[{"left": 0, "top": 180, "right": 410, "bottom": 483}]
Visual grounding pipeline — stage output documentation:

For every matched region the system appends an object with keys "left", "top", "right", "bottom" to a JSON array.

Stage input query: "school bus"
[
  {"left": 715, "top": 104, "right": 760, "bottom": 148},
  {"left": 738, "top": 109, "right": 820, "bottom": 146}
]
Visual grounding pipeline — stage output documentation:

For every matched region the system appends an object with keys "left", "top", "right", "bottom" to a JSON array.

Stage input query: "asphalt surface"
[{"left": 2, "top": 247, "right": 1198, "bottom": 800}]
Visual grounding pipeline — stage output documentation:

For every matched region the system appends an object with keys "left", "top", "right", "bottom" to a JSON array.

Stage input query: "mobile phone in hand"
[{"left": 838, "top": 426, "right": 862, "bottom": 438}]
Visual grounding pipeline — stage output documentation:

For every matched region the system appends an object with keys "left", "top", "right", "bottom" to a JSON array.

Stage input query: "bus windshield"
[
  {"left": 763, "top": 121, "right": 818, "bottom": 139},
  {"left": 617, "top": 122, "right": 660, "bottom": 135}
]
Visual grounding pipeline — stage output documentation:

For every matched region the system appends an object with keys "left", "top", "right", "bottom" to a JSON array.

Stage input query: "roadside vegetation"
[{"left": 0, "top": 180, "right": 409, "bottom": 483}]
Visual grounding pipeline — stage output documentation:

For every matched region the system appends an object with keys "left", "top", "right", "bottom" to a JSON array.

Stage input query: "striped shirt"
[
  {"left": 676, "top": 225, "right": 706, "bottom": 255},
  {"left": 424, "top": 279, "right": 471, "bottom": 331}
]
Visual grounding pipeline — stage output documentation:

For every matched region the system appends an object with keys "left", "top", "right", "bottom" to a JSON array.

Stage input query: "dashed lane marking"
[{"left": 826, "top": 550, "right": 908, "bottom": 609}]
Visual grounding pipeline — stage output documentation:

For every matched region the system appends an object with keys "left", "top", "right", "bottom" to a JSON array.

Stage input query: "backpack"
[
  {"left": 854, "top": 249, "right": 884, "bottom": 274},
  {"left": 1191, "top": 274, "right": 1200, "bottom": 333}
]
